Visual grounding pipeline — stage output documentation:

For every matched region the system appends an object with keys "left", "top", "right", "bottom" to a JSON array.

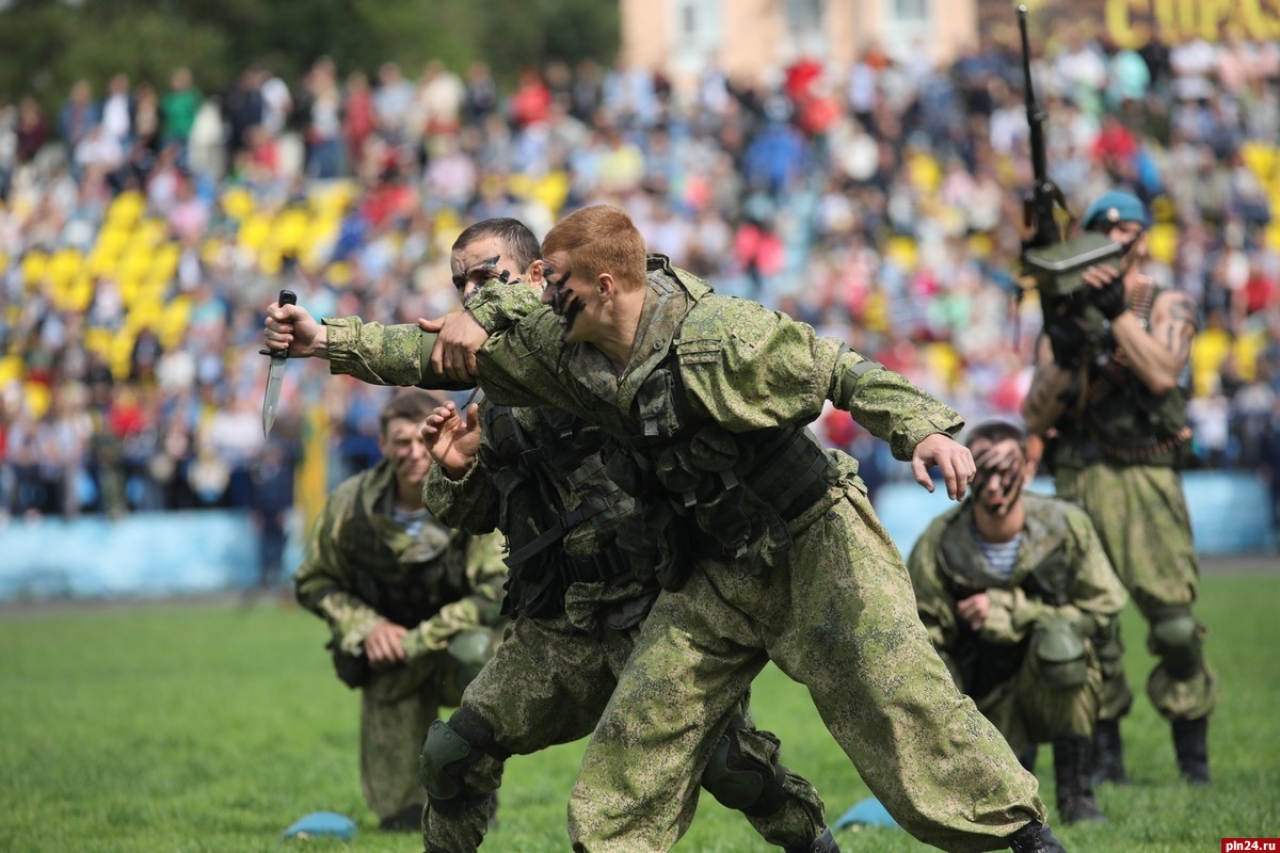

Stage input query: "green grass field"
[{"left": 2, "top": 571, "right": 1278, "bottom": 853}]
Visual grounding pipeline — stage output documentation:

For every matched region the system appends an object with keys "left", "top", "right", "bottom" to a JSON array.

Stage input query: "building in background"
[
  {"left": 976, "top": 0, "right": 1280, "bottom": 48},
  {"left": 621, "top": 0, "right": 978, "bottom": 88}
]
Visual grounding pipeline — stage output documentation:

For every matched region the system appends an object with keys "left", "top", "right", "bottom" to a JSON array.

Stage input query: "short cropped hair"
[
  {"left": 541, "top": 205, "right": 647, "bottom": 290},
  {"left": 452, "top": 218, "right": 542, "bottom": 271},
  {"left": 964, "top": 420, "right": 1028, "bottom": 454},
  {"left": 379, "top": 389, "right": 444, "bottom": 436}
]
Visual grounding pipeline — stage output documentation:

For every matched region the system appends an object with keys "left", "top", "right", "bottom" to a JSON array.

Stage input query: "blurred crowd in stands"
[{"left": 1, "top": 24, "right": 1279, "bottom": 533}]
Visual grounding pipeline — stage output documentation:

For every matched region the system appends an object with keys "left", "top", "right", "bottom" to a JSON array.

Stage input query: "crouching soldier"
[
  {"left": 294, "top": 389, "right": 507, "bottom": 831},
  {"left": 907, "top": 421, "right": 1128, "bottom": 825}
]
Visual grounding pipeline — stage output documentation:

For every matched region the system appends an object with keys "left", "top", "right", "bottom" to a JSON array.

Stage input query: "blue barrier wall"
[
  {"left": 875, "top": 471, "right": 1277, "bottom": 559},
  {"left": 0, "top": 471, "right": 1273, "bottom": 602},
  {"left": 0, "top": 511, "right": 299, "bottom": 601}
]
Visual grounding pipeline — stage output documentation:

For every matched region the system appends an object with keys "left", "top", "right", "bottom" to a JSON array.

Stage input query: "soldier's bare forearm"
[
  {"left": 1110, "top": 297, "right": 1195, "bottom": 395},
  {"left": 1022, "top": 366, "right": 1070, "bottom": 434}
]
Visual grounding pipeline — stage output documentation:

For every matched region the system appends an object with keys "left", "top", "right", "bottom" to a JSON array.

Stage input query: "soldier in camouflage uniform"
[
  {"left": 1023, "top": 191, "right": 1217, "bottom": 785},
  {"left": 294, "top": 389, "right": 507, "bottom": 831},
  {"left": 907, "top": 421, "right": 1128, "bottom": 824},
  {"left": 283, "top": 219, "right": 840, "bottom": 853},
  {"left": 266, "top": 206, "right": 1066, "bottom": 853}
]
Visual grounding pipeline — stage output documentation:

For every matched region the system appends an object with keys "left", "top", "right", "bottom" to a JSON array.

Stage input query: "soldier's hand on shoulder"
[{"left": 418, "top": 311, "right": 489, "bottom": 382}]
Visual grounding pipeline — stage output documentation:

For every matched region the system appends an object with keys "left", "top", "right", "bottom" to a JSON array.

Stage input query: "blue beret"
[{"left": 1081, "top": 191, "right": 1149, "bottom": 230}]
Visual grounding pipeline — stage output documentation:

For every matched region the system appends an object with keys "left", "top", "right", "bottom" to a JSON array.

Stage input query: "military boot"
[
  {"left": 1053, "top": 736, "right": 1108, "bottom": 824},
  {"left": 1091, "top": 718, "right": 1130, "bottom": 785},
  {"left": 1173, "top": 717, "right": 1210, "bottom": 784},
  {"left": 1007, "top": 821, "right": 1068, "bottom": 853},
  {"left": 378, "top": 804, "right": 423, "bottom": 832},
  {"left": 787, "top": 827, "right": 840, "bottom": 853},
  {"left": 1018, "top": 743, "right": 1039, "bottom": 774}
]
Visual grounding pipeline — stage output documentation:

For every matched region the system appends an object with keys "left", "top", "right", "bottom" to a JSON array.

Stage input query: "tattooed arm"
[
  {"left": 1021, "top": 333, "right": 1073, "bottom": 435},
  {"left": 1110, "top": 289, "right": 1197, "bottom": 396}
]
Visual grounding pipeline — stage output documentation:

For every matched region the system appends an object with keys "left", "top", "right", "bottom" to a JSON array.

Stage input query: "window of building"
[
  {"left": 786, "top": 0, "right": 826, "bottom": 34},
  {"left": 890, "top": 0, "right": 929, "bottom": 23},
  {"left": 672, "top": 0, "right": 724, "bottom": 53}
]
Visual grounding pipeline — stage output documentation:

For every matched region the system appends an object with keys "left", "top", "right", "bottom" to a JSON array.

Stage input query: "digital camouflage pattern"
[
  {"left": 907, "top": 492, "right": 1128, "bottom": 751},
  {"left": 1054, "top": 463, "right": 1218, "bottom": 721},
  {"left": 294, "top": 459, "right": 508, "bottom": 821},
  {"left": 324, "top": 260, "right": 1049, "bottom": 852},
  {"left": 419, "top": 404, "right": 829, "bottom": 853}
]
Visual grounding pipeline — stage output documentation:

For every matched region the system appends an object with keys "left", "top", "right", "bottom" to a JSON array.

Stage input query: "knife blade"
[{"left": 261, "top": 289, "right": 297, "bottom": 437}]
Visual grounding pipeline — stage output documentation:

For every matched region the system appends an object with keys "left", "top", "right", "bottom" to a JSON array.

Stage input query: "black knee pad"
[
  {"left": 418, "top": 708, "right": 495, "bottom": 805},
  {"left": 700, "top": 728, "right": 789, "bottom": 817},
  {"left": 1148, "top": 609, "right": 1203, "bottom": 680}
]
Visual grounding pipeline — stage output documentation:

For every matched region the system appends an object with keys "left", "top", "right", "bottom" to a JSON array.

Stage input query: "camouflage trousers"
[
  {"left": 568, "top": 482, "right": 1045, "bottom": 853},
  {"left": 423, "top": 582, "right": 828, "bottom": 853},
  {"left": 969, "top": 644, "right": 1104, "bottom": 756},
  {"left": 360, "top": 649, "right": 467, "bottom": 823},
  {"left": 1055, "top": 463, "right": 1218, "bottom": 721}
]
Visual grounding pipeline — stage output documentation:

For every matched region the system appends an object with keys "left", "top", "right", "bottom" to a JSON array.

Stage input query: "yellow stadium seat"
[
  {"left": 258, "top": 249, "right": 283, "bottom": 275},
  {"left": 159, "top": 297, "right": 192, "bottom": 349},
  {"left": 508, "top": 173, "right": 534, "bottom": 199},
  {"left": 1240, "top": 142, "right": 1276, "bottom": 181},
  {"left": 105, "top": 190, "right": 145, "bottom": 227},
  {"left": 67, "top": 276, "right": 96, "bottom": 313},
  {"left": 272, "top": 209, "right": 311, "bottom": 254},
  {"left": 47, "top": 248, "right": 82, "bottom": 288},
  {"left": 238, "top": 213, "right": 274, "bottom": 252},
  {"left": 0, "top": 355, "right": 22, "bottom": 386},
  {"left": 0, "top": 251, "right": 9, "bottom": 275},
  {"left": 863, "top": 290, "right": 890, "bottom": 333},
  {"left": 21, "top": 251, "right": 48, "bottom": 286},
  {"left": 1147, "top": 223, "right": 1178, "bottom": 265},
  {"left": 967, "top": 233, "right": 994, "bottom": 261},
  {"left": 118, "top": 277, "right": 141, "bottom": 308},
  {"left": 120, "top": 250, "right": 154, "bottom": 285},
  {"left": 907, "top": 154, "right": 942, "bottom": 195},
  {"left": 884, "top": 236, "right": 918, "bottom": 271},
  {"left": 23, "top": 382, "right": 51, "bottom": 419},
  {"left": 1149, "top": 195, "right": 1177, "bottom": 223},
  {"left": 132, "top": 218, "right": 168, "bottom": 248},
  {"left": 1233, "top": 329, "right": 1268, "bottom": 384},
  {"left": 925, "top": 342, "right": 962, "bottom": 388},
  {"left": 221, "top": 186, "right": 256, "bottom": 222},
  {"left": 1266, "top": 221, "right": 1280, "bottom": 252},
  {"left": 128, "top": 300, "right": 162, "bottom": 332},
  {"left": 326, "top": 260, "right": 352, "bottom": 287},
  {"left": 84, "top": 328, "right": 113, "bottom": 358},
  {"left": 109, "top": 331, "right": 136, "bottom": 381},
  {"left": 149, "top": 243, "right": 180, "bottom": 286},
  {"left": 532, "top": 171, "right": 570, "bottom": 216},
  {"left": 1190, "top": 328, "right": 1232, "bottom": 398}
]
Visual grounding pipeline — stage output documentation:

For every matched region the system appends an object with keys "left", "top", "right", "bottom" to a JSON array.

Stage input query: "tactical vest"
[
  {"left": 340, "top": 472, "right": 473, "bottom": 628},
  {"left": 934, "top": 506, "right": 1077, "bottom": 700},
  {"left": 1053, "top": 283, "right": 1192, "bottom": 469},
  {"left": 481, "top": 404, "right": 639, "bottom": 618},
  {"left": 599, "top": 259, "right": 841, "bottom": 590}
]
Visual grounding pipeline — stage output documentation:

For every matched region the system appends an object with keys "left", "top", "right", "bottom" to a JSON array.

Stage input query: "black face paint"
[
  {"left": 545, "top": 268, "right": 585, "bottom": 336},
  {"left": 971, "top": 444, "right": 1024, "bottom": 516}
]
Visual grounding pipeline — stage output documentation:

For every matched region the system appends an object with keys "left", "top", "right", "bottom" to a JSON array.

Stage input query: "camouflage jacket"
[
  {"left": 324, "top": 257, "right": 962, "bottom": 474},
  {"left": 423, "top": 400, "right": 651, "bottom": 620},
  {"left": 294, "top": 458, "right": 507, "bottom": 659},
  {"left": 907, "top": 492, "right": 1127, "bottom": 687}
]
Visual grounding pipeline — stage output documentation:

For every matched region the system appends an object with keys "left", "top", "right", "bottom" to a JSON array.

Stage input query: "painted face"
[
  {"left": 1102, "top": 221, "right": 1146, "bottom": 272},
  {"left": 450, "top": 234, "right": 517, "bottom": 304},
  {"left": 380, "top": 416, "right": 431, "bottom": 493},
  {"left": 539, "top": 249, "right": 591, "bottom": 343},
  {"left": 969, "top": 438, "right": 1029, "bottom": 517}
]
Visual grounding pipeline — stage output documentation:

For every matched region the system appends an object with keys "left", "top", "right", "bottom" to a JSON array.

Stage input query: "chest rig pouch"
[
  {"left": 483, "top": 405, "right": 637, "bottom": 618},
  {"left": 344, "top": 487, "right": 469, "bottom": 628},
  {"left": 609, "top": 358, "right": 839, "bottom": 592}
]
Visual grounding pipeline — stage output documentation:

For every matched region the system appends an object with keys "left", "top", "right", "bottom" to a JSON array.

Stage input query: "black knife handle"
[{"left": 261, "top": 290, "right": 299, "bottom": 357}]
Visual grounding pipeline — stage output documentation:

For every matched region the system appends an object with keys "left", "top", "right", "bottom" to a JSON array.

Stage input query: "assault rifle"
[{"left": 1016, "top": 4, "right": 1121, "bottom": 298}]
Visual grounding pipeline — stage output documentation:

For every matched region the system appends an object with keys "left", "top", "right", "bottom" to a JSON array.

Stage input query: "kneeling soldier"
[{"left": 908, "top": 421, "right": 1128, "bottom": 825}]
